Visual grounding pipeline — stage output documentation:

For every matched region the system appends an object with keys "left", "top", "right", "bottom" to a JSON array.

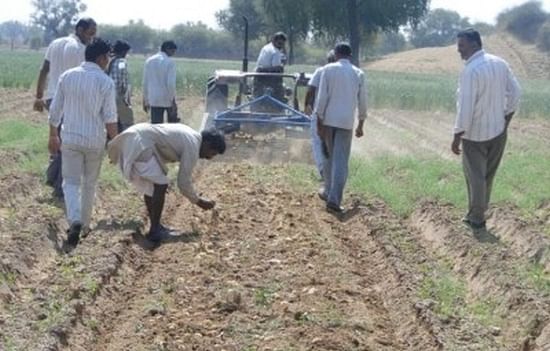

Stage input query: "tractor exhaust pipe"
[{"left": 242, "top": 16, "right": 249, "bottom": 72}]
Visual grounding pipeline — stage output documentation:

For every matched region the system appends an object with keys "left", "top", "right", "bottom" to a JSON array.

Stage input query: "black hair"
[
  {"left": 85, "top": 37, "right": 111, "bottom": 62},
  {"left": 334, "top": 42, "right": 352, "bottom": 57},
  {"left": 113, "top": 40, "right": 131, "bottom": 54},
  {"left": 161, "top": 40, "right": 177, "bottom": 52},
  {"left": 457, "top": 28, "right": 483, "bottom": 48},
  {"left": 273, "top": 32, "right": 287, "bottom": 41},
  {"left": 201, "top": 129, "right": 226, "bottom": 154},
  {"left": 75, "top": 17, "right": 97, "bottom": 31}
]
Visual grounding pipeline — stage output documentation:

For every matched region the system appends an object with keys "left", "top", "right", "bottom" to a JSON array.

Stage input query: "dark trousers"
[
  {"left": 462, "top": 131, "right": 507, "bottom": 224},
  {"left": 150, "top": 106, "right": 179, "bottom": 124},
  {"left": 45, "top": 99, "right": 63, "bottom": 198}
]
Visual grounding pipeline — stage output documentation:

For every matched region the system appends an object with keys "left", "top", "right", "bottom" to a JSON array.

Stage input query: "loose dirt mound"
[{"left": 367, "top": 33, "right": 550, "bottom": 80}]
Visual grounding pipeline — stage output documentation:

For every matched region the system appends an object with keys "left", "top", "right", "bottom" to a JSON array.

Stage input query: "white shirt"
[
  {"left": 255, "top": 43, "right": 285, "bottom": 70},
  {"left": 49, "top": 62, "right": 117, "bottom": 149},
  {"left": 44, "top": 34, "right": 86, "bottom": 100},
  {"left": 308, "top": 66, "right": 323, "bottom": 88},
  {"left": 454, "top": 50, "right": 521, "bottom": 141},
  {"left": 107, "top": 123, "right": 202, "bottom": 203},
  {"left": 142, "top": 52, "right": 177, "bottom": 107},
  {"left": 314, "top": 59, "right": 368, "bottom": 130}
]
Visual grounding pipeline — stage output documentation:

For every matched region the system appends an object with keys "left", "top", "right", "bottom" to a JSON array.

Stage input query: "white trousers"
[{"left": 61, "top": 144, "right": 104, "bottom": 227}]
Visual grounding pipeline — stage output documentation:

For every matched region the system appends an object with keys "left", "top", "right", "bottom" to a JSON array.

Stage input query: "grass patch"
[
  {"left": 518, "top": 263, "right": 550, "bottom": 295},
  {"left": 0, "top": 119, "right": 48, "bottom": 175},
  {"left": 419, "top": 268, "right": 467, "bottom": 319}
]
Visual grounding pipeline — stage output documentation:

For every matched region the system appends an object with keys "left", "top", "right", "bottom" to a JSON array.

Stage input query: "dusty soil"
[
  {"left": 1, "top": 86, "right": 549, "bottom": 350},
  {"left": 366, "top": 33, "right": 550, "bottom": 80}
]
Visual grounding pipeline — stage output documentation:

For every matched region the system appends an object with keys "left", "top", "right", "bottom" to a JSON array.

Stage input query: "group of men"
[
  {"left": 33, "top": 18, "right": 520, "bottom": 251},
  {"left": 33, "top": 18, "right": 226, "bottom": 251},
  {"left": 299, "top": 28, "right": 520, "bottom": 231}
]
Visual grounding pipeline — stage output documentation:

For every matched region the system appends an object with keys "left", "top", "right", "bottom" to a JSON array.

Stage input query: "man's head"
[
  {"left": 327, "top": 49, "right": 336, "bottom": 64},
  {"left": 75, "top": 17, "right": 97, "bottom": 45},
  {"left": 457, "top": 28, "right": 482, "bottom": 61},
  {"left": 161, "top": 40, "right": 177, "bottom": 56},
  {"left": 272, "top": 32, "right": 287, "bottom": 50},
  {"left": 85, "top": 38, "right": 111, "bottom": 70},
  {"left": 113, "top": 40, "right": 131, "bottom": 58},
  {"left": 334, "top": 43, "right": 352, "bottom": 60},
  {"left": 199, "top": 129, "right": 226, "bottom": 159}
]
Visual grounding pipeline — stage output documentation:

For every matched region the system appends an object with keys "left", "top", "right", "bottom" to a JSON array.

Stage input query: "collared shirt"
[
  {"left": 109, "top": 57, "right": 130, "bottom": 102},
  {"left": 143, "top": 52, "right": 177, "bottom": 107},
  {"left": 44, "top": 34, "right": 86, "bottom": 100},
  {"left": 48, "top": 62, "right": 117, "bottom": 149},
  {"left": 107, "top": 123, "right": 202, "bottom": 203},
  {"left": 313, "top": 59, "right": 368, "bottom": 130},
  {"left": 454, "top": 49, "right": 521, "bottom": 141},
  {"left": 256, "top": 43, "right": 285, "bottom": 70}
]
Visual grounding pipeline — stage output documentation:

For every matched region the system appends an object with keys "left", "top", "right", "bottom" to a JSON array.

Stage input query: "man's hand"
[
  {"left": 355, "top": 120, "right": 364, "bottom": 138},
  {"left": 33, "top": 98, "right": 46, "bottom": 112},
  {"left": 143, "top": 102, "right": 149, "bottom": 113},
  {"left": 504, "top": 112, "right": 514, "bottom": 130},
  {"left": 451, "top": 133, "right": 463, "bottom": 155},
  {"left": 197, "top": 197, "right": 216, "bottom": 210},
  {"left": 48, "top": 135, "right": 61, "bottom": 155}
]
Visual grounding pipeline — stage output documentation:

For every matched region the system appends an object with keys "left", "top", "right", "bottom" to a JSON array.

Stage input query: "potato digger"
[{"left": 200, "top": 18, "right": 314, "bottom": 163}]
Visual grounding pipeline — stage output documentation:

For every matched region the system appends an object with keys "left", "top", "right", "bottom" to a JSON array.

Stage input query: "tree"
[
  {"left": 308, "top": 0, "right": 429, "bottom": 65},
  {"left": 0, "top": 21, "right": 28, "bottom": 50},
  {"left": 31, "top": 0, "right": 87, "bottom": 44},
  {"left": 409, "top": 9, "right": 470, "bottom": 48},
  {"left": 365, "top": 30, "right": 407, "bottom": 58},
  {"left": 216, "top": 0, "right": 267, "bottom": 40},
  {"left": 260, "top": 0, "right": 310, "bottom": 64},
  {"left": 536, "top": 20, "right": 550, "bottom": 51},
  {"left": 497, "top": 1, "right": 548, "bottom": 43}
]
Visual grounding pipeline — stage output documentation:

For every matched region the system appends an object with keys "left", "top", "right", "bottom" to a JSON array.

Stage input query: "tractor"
[{"left": 200, "top": 18, "right": 314, "bottom": 163}]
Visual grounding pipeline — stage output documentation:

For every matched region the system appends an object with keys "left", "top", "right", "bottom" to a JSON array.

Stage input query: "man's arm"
[
  {"left": 453, "top": 71, "right": 476, "bottom": 139},
  {"left": 356, "top": 71, "right": 368, "bottom": 138},
  {"left": 142, "top": 62, "right": 149, "bottom": 112},
  {"left": 167, "top": 61, "right": 177, "bottom": 102},
  {"left": 304, "top": 86, "right": 316, "bottom": 115},
  {"left": 34, "top": 60, "right": 50, "bottom": 112},
  {"left": 504, "top": 64, "right": 521, "bottom": 129}
]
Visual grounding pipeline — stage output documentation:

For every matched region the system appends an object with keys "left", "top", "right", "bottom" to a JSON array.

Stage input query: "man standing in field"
[
  {"left": 314, "top": 43, "right": 367, "bottom": 213},
  {"left": 48, "top": 38, "right": 118, "bottom": 251},
  {"left": 254, "top": 32, "right": 287, "bottom": 102},
  {"left": 107, "top": 124, "right": 225, "bottom": 243},
  {"left": 452, "top": 28, "right": 521, "bottom": 230},
  {"left": 304, "top": 50, "right": 336, "bottom": 179},
  {"left": 33, "top": 17, "right": 97, "bottom": 200},
  {"left": 108, "top": 40, "right": 134, "bottom": 132},
  {"left": 142, "top": 40, "right": 179, "bottom": 124}
]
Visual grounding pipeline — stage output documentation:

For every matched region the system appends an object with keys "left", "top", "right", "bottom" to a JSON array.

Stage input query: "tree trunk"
[
  {"left": 346, "top": 0, "right": 361, "bottom": 66},
  {"left": 288, "top": 33, "right": 294, "bottom": 65}
]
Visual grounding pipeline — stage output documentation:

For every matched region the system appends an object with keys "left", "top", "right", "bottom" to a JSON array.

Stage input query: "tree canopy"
[
  {"left": 31, "top": 0, "right": 87, "bottom": 43},
  {"left": 409, "top": 9, "right": 471, "bottom": 48}
]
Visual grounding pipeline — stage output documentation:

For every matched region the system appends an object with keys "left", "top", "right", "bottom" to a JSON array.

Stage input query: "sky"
[{"left": 2, "top": 0, "right": 550, "bottom": 30}]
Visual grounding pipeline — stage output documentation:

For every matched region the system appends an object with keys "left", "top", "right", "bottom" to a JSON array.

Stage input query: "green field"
[{"left": 1, "top": 48, "right": 549, "bottom": 119}]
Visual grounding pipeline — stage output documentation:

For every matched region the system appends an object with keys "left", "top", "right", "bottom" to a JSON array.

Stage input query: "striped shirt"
[
  {"left": 44, "top": 34, "right": 86, "bottom": 100},
  {"left": 49, "top": 62, "right": 117, "bottom": 149},
  {"left": 109, "top": 57, "right": 130, "bottom": 103},
  {"left": 314, "top": 59, "right": 368, "bottom": 130},
  {"left": 142, "top": 52, "right": 176, "bottom": 107},
  {"left": 454, "top": 50, "right": 521, "bottom": 141}
]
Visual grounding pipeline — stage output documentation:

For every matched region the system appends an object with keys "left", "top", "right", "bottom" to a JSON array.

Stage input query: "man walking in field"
[
  {"left": 48, "top": 38, "right": 118, "bottom": 251},
  {"left": 34, "top": 17, "right": 98, "bottom": 200},
  {"left": 107, "top": 124, "right": 225, "bottom": 243},
  {"left": 108, "top": 40, "right": 134, "bottom": 132},
  {"left": 304, "top": 50, "right": 336, "bottom": 179},
  {"left": 314, "top": 43, "right": 368, "bottom": 213},
  {"left": 142, "top": 40, "right": 179, "bottom": 124},
  {"left": 452, "top": 28, "right": 521, "bottom": 230}
]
